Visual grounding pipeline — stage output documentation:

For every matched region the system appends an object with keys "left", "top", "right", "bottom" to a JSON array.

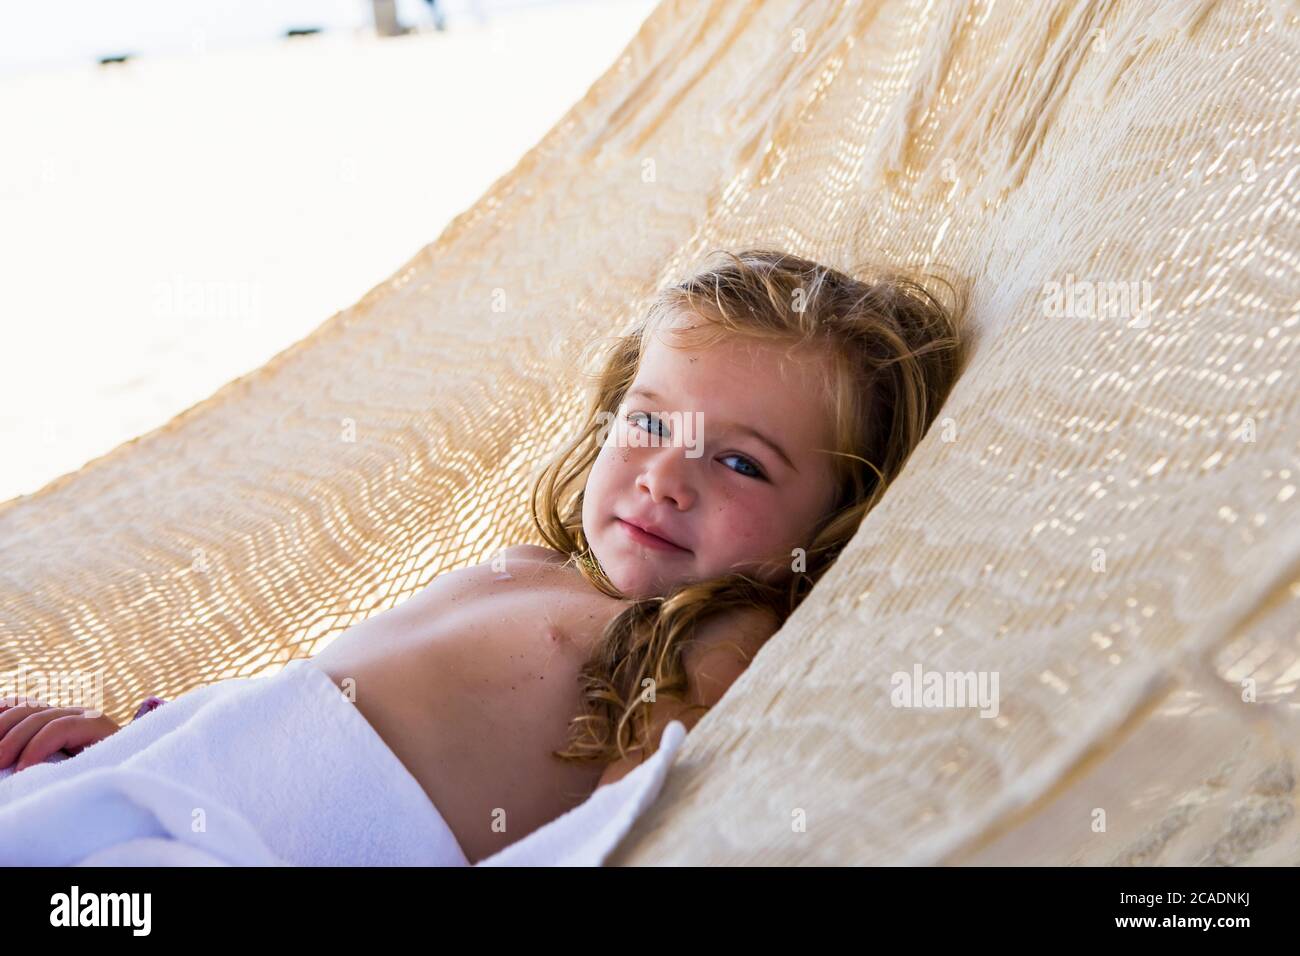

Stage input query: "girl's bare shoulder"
[
  {"left": 503, "top": 544, "right": 571, "bottom": 565},
  {"left": 595, "top": 606, "right": 781, "bottom": 791},
  {"left": 681, "top": 605, "right": 781, "bottom": 708}
]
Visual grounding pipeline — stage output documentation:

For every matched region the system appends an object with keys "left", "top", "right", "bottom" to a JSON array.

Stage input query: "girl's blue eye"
[
  {"left": 722, "top": 454, "right": 766, "bottom": 480},
  {"left": 627, "top": 411, "right": 767, "bottom": 481},
  {"left": 627, "top": 411, "right": 669, "bottom": 438}
]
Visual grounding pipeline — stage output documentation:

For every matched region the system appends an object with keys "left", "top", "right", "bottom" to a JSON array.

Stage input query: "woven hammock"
[{"left": 2, "top": 0, "right": 1297, "bottom": 866}]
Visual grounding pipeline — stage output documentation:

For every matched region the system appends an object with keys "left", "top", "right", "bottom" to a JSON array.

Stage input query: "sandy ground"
[{"left": 0, "top": 1, "right": 655, "bottom": 504}]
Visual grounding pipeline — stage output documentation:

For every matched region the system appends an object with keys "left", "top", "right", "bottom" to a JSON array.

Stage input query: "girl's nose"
[{"left": 636, "top": 448, "right": 695, "bottom": 510}]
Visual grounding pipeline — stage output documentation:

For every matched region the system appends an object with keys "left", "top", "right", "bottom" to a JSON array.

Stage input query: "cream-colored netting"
[{"left": 1, "top": 0, "right": 1296, "bottom": 865}]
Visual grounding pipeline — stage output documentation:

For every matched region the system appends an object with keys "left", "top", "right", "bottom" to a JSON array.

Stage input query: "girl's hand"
[{"left": 0, "top": 696, "right": 122, "bottom": 772}]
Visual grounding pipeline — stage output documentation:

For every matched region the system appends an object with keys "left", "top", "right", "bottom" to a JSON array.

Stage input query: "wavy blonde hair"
[{"left": 531, "top": 249, "right": 966, "bottom": 766}]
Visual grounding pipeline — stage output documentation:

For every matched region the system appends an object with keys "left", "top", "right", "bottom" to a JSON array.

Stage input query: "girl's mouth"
[{"left": 616, "top": 518, "right": 691, "bottom": 554}]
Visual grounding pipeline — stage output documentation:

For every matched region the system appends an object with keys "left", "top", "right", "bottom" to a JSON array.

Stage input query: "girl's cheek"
[
  {"left": 611, "top": 421, "right": 634, "bottom": 462},
  {"left": 597, "top": 434, "right": 628, "bottom": 466},
  {"left": 715, "top": 498, "right": 764, "bottom": 546}
]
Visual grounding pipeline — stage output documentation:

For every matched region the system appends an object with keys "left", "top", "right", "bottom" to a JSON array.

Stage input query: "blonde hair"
[{"left": 531, "top": 249, "right": 966, "bottom": 766}]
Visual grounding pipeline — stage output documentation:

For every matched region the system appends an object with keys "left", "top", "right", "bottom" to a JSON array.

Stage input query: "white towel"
[
  {"left": 0, "top": 659, "right": 466, "bottom": 865},
  {"left": 0, "top": 657, "right": 687, "bottom": 866}
]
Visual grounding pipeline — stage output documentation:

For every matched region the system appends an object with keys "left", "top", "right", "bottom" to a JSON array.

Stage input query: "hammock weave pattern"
[{"left": 2, "top": 0, "right": 1297, "bottom": 865}]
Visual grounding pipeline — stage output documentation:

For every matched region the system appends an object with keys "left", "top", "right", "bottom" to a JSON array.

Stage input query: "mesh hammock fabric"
[{"left": 2, "top": 0, "right": 1298, "bottom": 865}]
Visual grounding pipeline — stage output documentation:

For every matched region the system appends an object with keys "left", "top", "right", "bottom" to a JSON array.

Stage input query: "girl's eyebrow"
[{"left": 626, "top": 385, "right": 798, "bottom": 474}]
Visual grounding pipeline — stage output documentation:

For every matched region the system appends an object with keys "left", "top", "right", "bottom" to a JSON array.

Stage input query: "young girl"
[{"left": 0, "top": 249, "right": 963, "bottom": 863}]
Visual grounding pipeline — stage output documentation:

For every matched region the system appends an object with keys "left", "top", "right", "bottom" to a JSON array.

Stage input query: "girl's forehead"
[
  {"left": 636, "top": 334, "right": 837, "bottom": 441},
  {"left": 642, "top": 327, "right": 831, "bottom": 392}
]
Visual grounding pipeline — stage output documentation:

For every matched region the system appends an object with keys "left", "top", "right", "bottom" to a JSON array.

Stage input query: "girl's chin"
[{"left": 603, "top": 564, "right": 682, "bottom": 599}]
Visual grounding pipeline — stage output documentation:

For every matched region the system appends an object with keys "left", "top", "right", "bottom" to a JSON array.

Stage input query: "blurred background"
[{"left": 0, "top": 0, "right": 656, "bottom": 503}]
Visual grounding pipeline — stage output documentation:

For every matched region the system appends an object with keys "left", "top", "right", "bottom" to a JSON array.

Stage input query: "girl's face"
[{"left": 582, "top": 316, "right": 839, "bottom": 600}]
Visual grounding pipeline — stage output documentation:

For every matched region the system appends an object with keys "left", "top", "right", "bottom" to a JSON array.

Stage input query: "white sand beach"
[{"left": 0, "top": 1, "right": 654, "bottom": 503}]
